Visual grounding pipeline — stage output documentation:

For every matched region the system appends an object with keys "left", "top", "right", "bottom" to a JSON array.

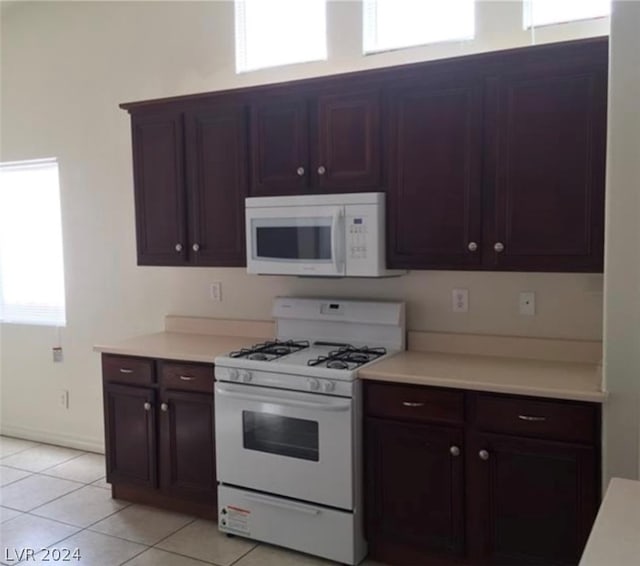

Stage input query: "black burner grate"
[
  {"left": 229, "top": 339, "right": 310, "bottom": 360},
  {"left": 307, "top": 345, "right": 386, "bottom": 369}
]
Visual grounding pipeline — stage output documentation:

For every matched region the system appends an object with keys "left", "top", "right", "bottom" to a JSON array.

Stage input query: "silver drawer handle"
[
  {"left": 518, "top": 414, "right": 547, "bottom": 422},
  {"left": 161, "top": 403, "right": 168, "bottom": 412},
  {"left": 402, "top": 402, "right": 425, "bottom": 407},
  {"left": 468, "top": 241, "right": 478, "bottom": 252},
  {"left": 179, "top": 375, "right": 195, "bottom": 381},
  {"left": 119, "top": 368, "right": 133, "bottom": 374},
  {"left": 450, "top": 445, "right": 460, "bottom": 457},
  {"left": 479, "top": 449, "right": 489, "bottom": 460},
  {"left": 143, "top": 402, "right": 151, "bottom": 411}
]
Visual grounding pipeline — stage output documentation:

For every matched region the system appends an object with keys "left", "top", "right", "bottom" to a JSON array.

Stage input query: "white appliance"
[
  {"left": 214, "top": 297, "right": 406, "bottom": 565},
  {"left": 245, "top": 192, "right": 403, "bottom": 277}
]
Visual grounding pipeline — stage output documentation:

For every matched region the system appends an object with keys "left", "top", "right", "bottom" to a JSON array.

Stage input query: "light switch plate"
[{"left": 519, "top": 291, "right": 536, "bottom": 316}]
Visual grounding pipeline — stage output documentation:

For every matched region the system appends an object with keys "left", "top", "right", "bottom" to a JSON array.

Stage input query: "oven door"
[
  {"left": 215, "top": 382, "right": 353, "bottom": 509},
  {"left": 245, "top": 205, "right": 345, "bottom": 276}
]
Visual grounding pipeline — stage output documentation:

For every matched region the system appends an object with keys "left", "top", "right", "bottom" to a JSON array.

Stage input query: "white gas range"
[{"left": 214, "top": 297, "right": 405, "bottom": 565}]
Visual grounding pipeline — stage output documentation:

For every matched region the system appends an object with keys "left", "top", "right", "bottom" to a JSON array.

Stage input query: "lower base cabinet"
[
  {"left": 102, "top": 354, "right": 217, "bottom": 518},
  {"left": 364, "top": 382, "right": 600, "bottom": 566}
]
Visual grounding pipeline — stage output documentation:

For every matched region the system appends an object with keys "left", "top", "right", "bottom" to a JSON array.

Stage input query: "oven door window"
[{"left": 242, "top": 411, "right": 319, "bottom": 462}]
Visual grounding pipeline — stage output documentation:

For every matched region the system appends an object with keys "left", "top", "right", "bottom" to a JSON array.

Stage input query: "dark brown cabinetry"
[
  {"left": 364, "top": 382, "right": 601, "bottom": 565},
  {"left": 466, "top": 433, "right": 597, "bottom": 565},
  {"left": 131, "top": 112, "right": 187, "bottom": 266},
  {"left": 184, "top": 105, "right": 248, "bottom": 266},
  {"left": 102, "top": 354, "right": 217, "bottom": 518},
  {"left": 249, "top": 90, "right": 381, "bottom": 196},
  {"left": 104, "top": 383, "right": 156, "bottom": 488},
  {"left": 484, "top": 58, "right": 607, "bottom": 272},
  {"left": 386, "top": 76, "right": 483, "bottom": 269},
  {"left": 127, "top": 104, "right": 248, "bottom": 267},
  {"left": 386, "top": 39, "right": 607, "bottom": 272},
  {"left": 122, "top": 37, "right": 607, "bottom": 273}
]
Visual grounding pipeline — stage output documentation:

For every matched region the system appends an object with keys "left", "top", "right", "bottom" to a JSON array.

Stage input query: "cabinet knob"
[
  {"left": 450, "top": 445, "right": 460, "bottom": 457},
  {"left": 317, "top": 165, "right": 326, "bottom": 175},
  {"left": 175, "top": 243, "right": 183, "bottom": 252},
  {"left": 494, "top": 242, "right": 504, "bottom": 253},
  {"left": 160, "top": 402, "right": 168, "bottom": 412},
  {"left": 479, "top": 449, "right": 490, "bottom": 461},
  {"left": 192, "top": 243, "right": 200, "bottom": 252},
  {"left": 467, "top": 241, "right": 478, "bottom": 252},
  {"left": 296, "top": 166, "right": 305, "bottom": 176},
  {"left": 143, "top": 402, "right": 151, "bottom": 411}
]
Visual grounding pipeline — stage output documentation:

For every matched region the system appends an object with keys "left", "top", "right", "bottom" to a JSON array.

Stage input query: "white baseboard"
[{"left": 0, "top": 423, "right": 104, "bottom": 454}]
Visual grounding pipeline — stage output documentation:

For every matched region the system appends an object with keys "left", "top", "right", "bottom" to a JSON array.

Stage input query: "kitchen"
[{"left": 1, "top": 1, "right": 639, "bottom": 566}]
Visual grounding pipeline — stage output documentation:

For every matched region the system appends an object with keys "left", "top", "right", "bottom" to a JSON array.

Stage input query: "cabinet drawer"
[
  {"left": 365, "top": 381, "right": 464, "bottom": 425},
  {"left": 473, "top": 393, "right": 598, "bottom": 444},
  {"left": 159, "top": 362, "right": 214, "bottom": 394},
  {"left": 103, "top": 355, "right": 154, "bottom": 386}
]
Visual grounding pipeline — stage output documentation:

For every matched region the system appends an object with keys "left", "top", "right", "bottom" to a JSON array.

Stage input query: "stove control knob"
[
  {"left": 322, "top": 380, "right": 335, "bottom": 393},
  {"left": 229, "top": 369, "right": 240, "bottom": 381},
  {"left": 307, "top": 378, "right": 320, "bottom": 391},
  {"left": 241, "top": 370, "right": 252, "bottom": 383}
]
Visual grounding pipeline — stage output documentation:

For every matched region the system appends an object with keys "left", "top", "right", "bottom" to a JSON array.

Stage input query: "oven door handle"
[
  {"left": 215, "top": 385, "right": 351, "bottom": 412},
  {"left": 243, "top": 493, "right": 321, "bottom": 515}
]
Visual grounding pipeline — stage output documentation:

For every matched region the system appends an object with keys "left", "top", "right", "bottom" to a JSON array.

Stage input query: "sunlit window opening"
[
  {"left": 363, "top": 0, "right": 475, "bottom": 54},
  {"left": 0, "top": 159, "right": 66, "bottom": 326},
  {"left": 524, "top": 0, "right": 610, "bottom": 28},
  {"left": 235, "top": 0, "right": 327, "bottom": 73}
]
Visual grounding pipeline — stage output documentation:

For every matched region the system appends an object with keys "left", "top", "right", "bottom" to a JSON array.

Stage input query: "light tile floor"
[{"left": 0, "top": 436, "right": 383, "bottom": 566}]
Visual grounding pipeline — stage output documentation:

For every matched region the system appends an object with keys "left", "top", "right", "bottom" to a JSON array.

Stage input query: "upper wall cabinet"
[
  {"left": 385, "top": 38, "right": 607, "bottom": 272},
  {"left": 483, "top": 58, "right": 607, "bottom": 272},
  {"left": 122, "top": 37, "right": 607, "bottom": 272},
  {"left": 386, "top": 75, "right": 484, "bottom": 269},
  {"left": 184, "top": 104, "right": 248, "bottom": 266},
  {"left": 249, "top": 90, "right": 382, "bottom": 197},
  {"left": 127, "top": 104, "right": 248, "bottom": 267},
  {"left": 131, "top": 112, "right": 187, "bottom": 266}
]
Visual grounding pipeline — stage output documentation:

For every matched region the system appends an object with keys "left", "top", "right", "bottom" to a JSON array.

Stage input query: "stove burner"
[
  {"left": 248, "top": 353, "right": 268, "bottom": 361},
  {"left": 307, "top": 345, "right": 387, "bottom": 369},
  {"left": 229, "top": 339, "right": 310, "bottom": 361}
]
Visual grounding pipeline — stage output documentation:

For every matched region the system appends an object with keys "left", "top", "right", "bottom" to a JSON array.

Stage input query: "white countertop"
[
  {"left": 93, "top": 331, "right": 264, "bottom": 364},
  {"left": 359, "top": 350, "right": 605, "bottom": 402},
  {"left": 580, "top": 478, "right": 640, "bottom": 565}
]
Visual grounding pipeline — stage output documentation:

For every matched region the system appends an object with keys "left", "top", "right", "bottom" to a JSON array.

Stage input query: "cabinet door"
[
  {"left": 484, "top": 62, "right": 607, "bottom": 272},
  {"left": 467, "top": 432, "right": 598, "bottom": 565},
  {"left": 158, "top": 390, "right": 216, "bottom": 504},
  {"left": 386, "top": 77, "right": 483, "bottom": 269},
  {"left": 185, "top": 105, "right": 248, "bottom": 266},
  {"left": 315, "top": 90, "right": 381, "bottom": 191},
  {"left": 250, "top": 99, "right": 309, "bottom": 196},
  {"left": 366, "top": 418, "right": 464, "bottom": 564},
  {"left": 131, "top": 112, "right": 187, "bottom": 265},
  {"left": 103, "top": 383, "right": 156, "bottom": 488}
]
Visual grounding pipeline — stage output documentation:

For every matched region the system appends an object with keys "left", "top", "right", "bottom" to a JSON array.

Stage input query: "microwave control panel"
[
  {"left": 348, "top": 217, "right": 369, "bottom": 261},
  {"left": 344, "top": 203, "right": 385, "bottom": 275}
]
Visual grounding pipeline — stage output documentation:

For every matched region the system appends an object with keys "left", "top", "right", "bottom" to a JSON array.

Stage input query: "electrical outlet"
[
  {"left": 519, "top": 291, "right": 536, "bottom": 316},
  {"left": 52, "top": 347, "right": 63, "bottom": 362},
  {"left": 210, "top": 282, "right": 222, "bottom": 302},
  {"left": 58, "top": 389, "right": 69, "bottom": 410},
  {"left": 452, "top": 289, "right": 469, "bottom": 313}
]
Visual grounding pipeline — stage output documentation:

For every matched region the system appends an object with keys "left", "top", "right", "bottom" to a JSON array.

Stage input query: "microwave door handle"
[
  {"left": 331, "top": 209, "right": 344, "bottom": 273},
  {"left": 215, "top": 385, "right": 350, "bottom": 412}
]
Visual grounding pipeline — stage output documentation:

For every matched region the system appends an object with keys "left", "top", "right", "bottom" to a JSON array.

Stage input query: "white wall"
[
  {"left": 0, "top": 1, "right": 607, "bottom": 452},
  {"left": 602, "top": 0, "right": 640, "bottom": 483}
]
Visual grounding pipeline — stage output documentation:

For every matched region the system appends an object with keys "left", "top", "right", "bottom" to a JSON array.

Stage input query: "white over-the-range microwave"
[{"left": 245, "top": 192, "right": 403, "bottom": 277}]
